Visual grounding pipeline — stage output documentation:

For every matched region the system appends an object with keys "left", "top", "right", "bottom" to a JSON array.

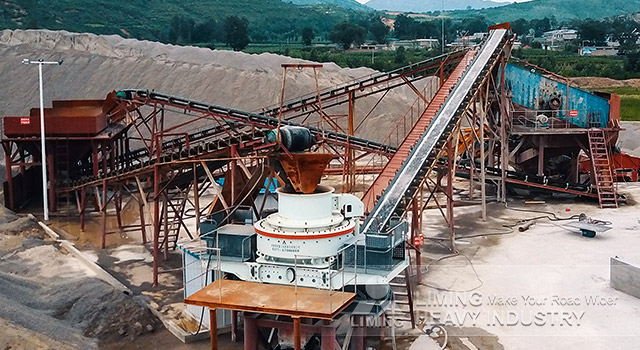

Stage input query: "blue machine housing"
[{"left": 504, "top": 63, "right": 611, "bottom": 128}]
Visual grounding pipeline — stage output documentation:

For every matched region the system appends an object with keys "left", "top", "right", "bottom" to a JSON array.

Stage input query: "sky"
[{"left": 354, "top": 0, "right": 533, "bottom": 3}]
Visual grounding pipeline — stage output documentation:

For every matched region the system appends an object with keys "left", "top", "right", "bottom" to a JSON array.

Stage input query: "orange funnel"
[{"left": 278, "top": 153, "right": 333, "bottom": 194}]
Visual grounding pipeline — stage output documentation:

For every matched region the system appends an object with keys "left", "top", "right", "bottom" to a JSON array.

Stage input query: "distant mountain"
[
  {"left": 452, "top": 0, "right": 640, "bottom": 22},
  {"left": 285, "top": 0, "right": 371, "bottom": 10},
  {"left": 365, "top": 0, "right": 505, "bottom": 12},
  {"left": 0, "top": 0, "right": 368, "bottom": 42}
]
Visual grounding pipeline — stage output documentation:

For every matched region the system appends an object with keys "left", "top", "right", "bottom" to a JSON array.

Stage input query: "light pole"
[
  {"left": 22, "top": 58, "right": 63, "bottom": 221},
  {"left": 441, "top": 0, "right": 445, "bottom": 54}
]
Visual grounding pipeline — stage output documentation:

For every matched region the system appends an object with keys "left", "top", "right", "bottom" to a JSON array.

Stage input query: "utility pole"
[
  {"left": 21, "top": 58, "right": 63, "bottom": 221},
  {"left": 441, "top": 0, "right": 445, "bottom": 54}
]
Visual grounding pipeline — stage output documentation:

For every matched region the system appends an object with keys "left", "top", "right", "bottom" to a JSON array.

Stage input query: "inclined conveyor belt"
[{"left": 361, "top": 29, "right": 509, "bottom": 235}]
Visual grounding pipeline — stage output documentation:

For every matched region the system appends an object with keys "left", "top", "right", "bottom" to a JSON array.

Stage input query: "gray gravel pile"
[
  {"left": 0, "top": 210, "right": 159, "bottom": 349},
  {"left": 0, "top": 273, "right": 157, "bottom": 342}
]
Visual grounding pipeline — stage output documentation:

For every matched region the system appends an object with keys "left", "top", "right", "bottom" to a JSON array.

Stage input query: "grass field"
[{"left": 604, "top": 87, "right": 640, "bottom": 121}]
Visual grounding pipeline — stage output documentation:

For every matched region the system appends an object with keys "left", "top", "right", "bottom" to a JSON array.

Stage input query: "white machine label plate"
[{"left": 271, "top": 242, "right": 301, "bottom": 254}]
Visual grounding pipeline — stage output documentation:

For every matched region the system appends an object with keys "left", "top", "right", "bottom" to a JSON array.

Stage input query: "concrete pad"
[
  {"left": 611, "top": 257, "right": 640, "bottom": 300},
  {"left": 417, "top": 183, "right": 640, "bottom": 350},
  {"left": 409, "top": 335, "right": 441, "bottom": 350}
]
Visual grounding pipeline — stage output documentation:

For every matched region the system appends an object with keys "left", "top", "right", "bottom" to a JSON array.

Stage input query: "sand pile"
[
  {"left": 569, "top": 77, "right": 640, "bottom": 89},
  {"left": 0, "top": 29, "right": 427, "bottom": 144},
  {"left": 0, "top": 211, "right": 159, "bottom": 349}
]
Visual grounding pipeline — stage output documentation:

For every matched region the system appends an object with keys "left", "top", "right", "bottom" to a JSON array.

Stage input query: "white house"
[
  {"left": 542, "top": 28, "right": 578, "bottom": 50},
  {"left": 389, "top": 39, "right": 440, "bottom": 50}
]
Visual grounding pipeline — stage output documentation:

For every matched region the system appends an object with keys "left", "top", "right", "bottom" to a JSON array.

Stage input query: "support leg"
[
  {"left": 114, "top": 187, "right": 123, "bottom": 229},
  {"left": 321, "top": 320, "right": 335, "bottom": 350},
  {"left": 80, "top": 187, "right": 86, "bottom": 231},
  {"left": 101, "top": 181, "right": 107, "bottom": 249},
  {"left": 209, "top": 309, "right": 218, "bottom": 350},
  {"left": 244, "top": 315, "right": 258, "bottom": 350},
  {"left": 153, "top": 166, "right": 161, "bottom": 286},
  {"left": 231, "top": 310, "right": 238, "bottom": 342},
  {"left": 293, "top": 317, "right": 301, "bottom": 350},
  {"left": 352, "top": 315, "right": 364, "bottom": 350},
  {"left": 447, "top": 140, "right": 456, "bottom": 251},
  {"left": 139, "top": 200, "right": 147, "bottom": 244}
]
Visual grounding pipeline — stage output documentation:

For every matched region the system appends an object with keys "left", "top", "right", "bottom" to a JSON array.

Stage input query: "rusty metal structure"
[{"left": 2, "top": 23, "right": 636, "bottom": 350}]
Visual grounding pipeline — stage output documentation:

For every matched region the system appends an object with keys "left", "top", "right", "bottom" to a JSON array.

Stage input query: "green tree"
[
  {"left": 511, "top": 18, "right": 529, "bottom": 37},
  {"left": 393, "top": 15, "right": 417, "bottom": 39},
  {"left": 415, "top": 20, "right": 438, "bottom": 40},
  {"left": 369, "top": 18, "right": 389, "bottom": 44},
  {"left": 624, "top": 50, "right": 640, "bottom": 72},
  {"left": 301, "top": 27, "right": 315, "bottom": 46},
  {"left": 529, "top": 17, "right": 551, "bottom": 37},
  {"left": 168, "top": 16, "right": 195, "bottom": 44},
  {"left": 577, "top": 19, "right": 607, "bottom": 45},
  {"left": 329, "top": 22, "right": 366, "bottom": 50},
  {"left": 224, "top": 16, "right": 250, "bottom": 51},
  {"left": 458, "top": 16, "right": 488, "bottom": 35},
  {"left": 193, "top": 18, "right": 219, "bottom": 43},
  {"left": 394, "top": 46, "right": 406, "bottom": 64}
]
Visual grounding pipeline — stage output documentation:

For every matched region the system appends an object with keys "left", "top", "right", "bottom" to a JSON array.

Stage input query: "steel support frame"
[{"left": 239, "top": 314, "right": 361, "bottom": 350}]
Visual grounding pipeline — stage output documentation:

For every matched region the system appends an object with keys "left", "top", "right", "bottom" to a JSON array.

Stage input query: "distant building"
[
  {"left": 389, "top": 39, "right": 440, "bottom": 50},
  {"left": 451, "top": 32, "right": 488, "bottom": 48},
  {"left": 359, "top": 43, "right": 388, "bottom": 51},
  {"left": 542, "top": 28, "right": 578, "bottom": 51},
  {"left": 579, "top": 46, "right": 619, "bottom": 57}
]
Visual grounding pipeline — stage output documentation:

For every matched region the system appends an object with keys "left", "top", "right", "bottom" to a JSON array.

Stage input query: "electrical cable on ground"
[{"left": 419, "top": 202, "right": 592, "bottom": 293}]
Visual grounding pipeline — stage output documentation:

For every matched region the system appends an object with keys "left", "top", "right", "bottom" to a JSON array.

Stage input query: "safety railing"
[
  {"left": 289, "top": 239, "right": 362, "bottom": 313},
  {"left": 182, "top": 242, "right": 222, "bottom": 298},
  {"left": 510, "top": 108, "right": 603, "bottom": 131}
]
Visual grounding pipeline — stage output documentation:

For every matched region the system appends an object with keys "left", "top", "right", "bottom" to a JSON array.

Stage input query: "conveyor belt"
[
  {"left": 62, "top": 89, "right": 399, "bottom": 190},
  {"left": 361, "top": 29, "right": 509, "bottom": 235},
  {"left": 258, "top": 50, "right": 468, "bottom": 120},
  {"left": 361, "top": 50, "right": 478, "bottom": 212},
  {"left": 120, "top": 90, "right": 397, "bottom": 155},
  {"left": 59, "top": 50, "right": 470, "bottom": 191},
  {"left": 453, "top": 161, "right": 595, "bottom": 197}
]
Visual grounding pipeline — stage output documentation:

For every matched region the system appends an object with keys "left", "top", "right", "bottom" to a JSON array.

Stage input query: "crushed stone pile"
[
  {"left": 0, "top": 205, "right": 18, "bottom": 224},
  {"left": 0, "top": 211, "right": 159, "bottom": 349}
]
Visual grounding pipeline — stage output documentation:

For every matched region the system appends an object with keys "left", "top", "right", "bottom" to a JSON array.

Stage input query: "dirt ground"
[{"left": 569, "top": 77, "right": 640, "bottom": 89}]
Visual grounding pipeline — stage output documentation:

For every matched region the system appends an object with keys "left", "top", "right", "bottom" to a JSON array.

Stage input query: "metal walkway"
[{"left": 361, "top": 29, "right": 509, "bottom": 235}]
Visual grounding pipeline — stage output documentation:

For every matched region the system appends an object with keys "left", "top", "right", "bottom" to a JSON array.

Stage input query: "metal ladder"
[
  {"left": 158, "top": 186, "right": 191, "bottom": 253},
  {"left": 587, "top": 129, "right": 618, "bottom": 208},
  {"left": 387, "top": 267, "right": 416, "bottom": 329}
]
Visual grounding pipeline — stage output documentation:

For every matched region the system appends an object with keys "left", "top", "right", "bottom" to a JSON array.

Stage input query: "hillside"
[
  {"left": 451, "top": 0, "right": 640, "bottom": 22},
  {"left": 286, "top": 0, "right": 370, "bottom": 10},
  {"left": 365, "top": 0, "right": 504, "bottom": 12},
  {"left": 0, "top": 0, "right": 365, "bottom": 42}
]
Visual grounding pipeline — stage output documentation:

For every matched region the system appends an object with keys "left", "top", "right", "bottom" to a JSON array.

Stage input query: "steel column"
[{"left": 209, "top": 308, "right": 218, "bottom": 350}]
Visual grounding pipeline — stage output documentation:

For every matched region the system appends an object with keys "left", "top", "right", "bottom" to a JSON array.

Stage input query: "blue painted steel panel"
[{"left": 504, "top": 63, "right": 610, "bottom": 128}]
